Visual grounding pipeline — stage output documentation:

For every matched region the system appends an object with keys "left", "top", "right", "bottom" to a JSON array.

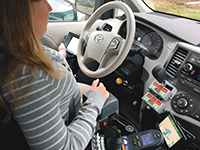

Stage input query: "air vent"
[{"left": 166, "top": 47, "right": 188, "bottom": 77}]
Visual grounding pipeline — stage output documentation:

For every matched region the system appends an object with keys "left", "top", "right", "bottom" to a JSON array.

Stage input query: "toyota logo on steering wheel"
[{"left": 94, "top": 34, "right": 104, "bottom": 44}]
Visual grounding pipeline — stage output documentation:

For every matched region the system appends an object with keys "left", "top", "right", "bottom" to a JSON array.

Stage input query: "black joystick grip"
[
  {"left": 152, "top": 65, "right": 166, "bottom": 83},
  {"left": 106, "top": 129, "right": 123, "bottom": 150}
]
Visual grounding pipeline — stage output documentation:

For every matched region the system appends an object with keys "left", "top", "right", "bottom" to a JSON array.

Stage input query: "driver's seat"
[{"left": 0, "top": 107, "right": 30, "bottom": 150}]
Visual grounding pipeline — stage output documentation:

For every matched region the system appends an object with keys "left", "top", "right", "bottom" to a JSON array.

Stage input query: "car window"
[
  {"left": 48, "top": 0, "right": 88, "bottom": 22},
  {"left": 143, "top": 0, "right": 200, "bottom": 21}
]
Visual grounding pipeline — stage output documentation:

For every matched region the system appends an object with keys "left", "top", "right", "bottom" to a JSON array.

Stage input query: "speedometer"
[{"left": 141, "top": 32, "right": 163, "bottom": 59}]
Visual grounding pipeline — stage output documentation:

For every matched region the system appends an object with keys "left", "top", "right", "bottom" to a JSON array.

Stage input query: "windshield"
[{"left": 143, "top": 0, "right": 200, "bottom": 21}]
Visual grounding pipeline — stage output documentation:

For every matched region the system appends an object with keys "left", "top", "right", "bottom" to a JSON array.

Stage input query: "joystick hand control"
[{"left": 106, "top": 129, "right": 123, "bottom": 150}]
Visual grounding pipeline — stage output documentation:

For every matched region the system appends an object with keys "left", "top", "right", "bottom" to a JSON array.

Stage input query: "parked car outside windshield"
[{"left": 48, "top": 0, "right": 76, "bottom": 21}]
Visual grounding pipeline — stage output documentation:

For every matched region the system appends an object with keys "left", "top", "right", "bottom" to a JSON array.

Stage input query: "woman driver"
[{"left": 0, "top": 0, "right": 110, "bottom": 149}]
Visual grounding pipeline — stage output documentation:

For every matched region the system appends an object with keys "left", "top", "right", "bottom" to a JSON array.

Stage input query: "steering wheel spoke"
[{"left": 107, "top": 37, "right": 121, "bottom": 51}]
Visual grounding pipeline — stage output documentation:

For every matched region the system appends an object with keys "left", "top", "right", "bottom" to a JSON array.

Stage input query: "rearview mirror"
[{"left": 75, "top": 0, "right": 95, "bottom": 15}]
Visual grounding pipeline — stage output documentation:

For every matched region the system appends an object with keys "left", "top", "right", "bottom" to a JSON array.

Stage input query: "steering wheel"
[{"left": 77, "top": 1, "right": 135, "bottom": 78}]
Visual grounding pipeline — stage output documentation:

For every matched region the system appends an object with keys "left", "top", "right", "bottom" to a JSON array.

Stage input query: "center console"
[{"left": 140, "top": 42, "right": 200, "bottom": 149}]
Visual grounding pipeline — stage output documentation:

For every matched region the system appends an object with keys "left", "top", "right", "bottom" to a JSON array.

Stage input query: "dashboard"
[
  {"left": 115, "top": 12, "right": 200, "bottom": 123},
  {"left": 102, "top": 12, "right": 200, "bottom": 147},
  {"left": 166, "top": 43, "right": 200, "bottom": 123}
]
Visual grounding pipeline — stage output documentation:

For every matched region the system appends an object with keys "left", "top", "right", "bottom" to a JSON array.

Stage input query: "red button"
[
  {"left": 156, "top": 100, "right": 162, "bottom": 106},
  {"left": 147, "top": 93, "right": 152, "bottom": 98},
  {"left": 154, "top": 134, "right": 157, "bottom": 139},
  {"left": 153, "top": 82, "right": 158, "bottom": 86},
  {"left": 151, "top": 97, "right": 157, "bottom": 102},
  {"left": 158, "top": 85, "right": 163, "bottom": 89},
  {"left": 162, "top": 88, "right": 168, "bottom": 93}
]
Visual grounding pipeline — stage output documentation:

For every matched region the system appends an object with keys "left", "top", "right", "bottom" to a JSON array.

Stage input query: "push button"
[
  {"left": 138, "top": 141, "right": 141, "bottom": 148},
  {"left": 162, "top": 88, "right": 168, "bottom": 93},
  {"left": 152, "top": 103, "right": 158, "bottom": 109},
  {"left": 149, "top": 100, "right": 154, "bottom": 105},
  {"left": 132, "top": 139, "right": 137, "bottom": 146},
  {"left": 151, "top": 97, "right": 157, "bottom": 102},
  {"left": 147, "top": 93, "right": 152, "bottom": 98},
  {"left": 153, "top": 134, "right": 157, "bottom": 139},
  {"left": 156, "top": 100, "right": 162, "bottom": 106}
]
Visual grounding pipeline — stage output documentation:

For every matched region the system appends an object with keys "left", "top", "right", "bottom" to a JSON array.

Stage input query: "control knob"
[
  {"left": 177, "top": 98, "right": 188, "bottom": 108},
  {"left": 183, "top": 63, "right": 193, "bottom": 72}
]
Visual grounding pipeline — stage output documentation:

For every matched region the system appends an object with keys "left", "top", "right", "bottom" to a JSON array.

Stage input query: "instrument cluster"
[{"left": 118, "top": 22, "right": 163, "bottom": 59}]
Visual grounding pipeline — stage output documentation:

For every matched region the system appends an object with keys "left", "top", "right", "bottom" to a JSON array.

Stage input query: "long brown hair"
[{"left": 0, "top": 0, "right": 65, "bottom": 123}]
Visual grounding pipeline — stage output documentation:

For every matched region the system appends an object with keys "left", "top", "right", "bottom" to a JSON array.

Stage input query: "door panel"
[{"left": 40, "top": 21, "right": 86, "bottom": 49}]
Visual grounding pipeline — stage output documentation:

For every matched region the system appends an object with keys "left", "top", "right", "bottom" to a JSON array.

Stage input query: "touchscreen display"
[
  {"left": 158, "top": 115, "right": 183, "bottom": 148},
  {"left": 140, "top": 133, "right": 154, "bottom": 146},
  {"left": 66, "top": 36, "right": 79, "bottom": 55}
]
